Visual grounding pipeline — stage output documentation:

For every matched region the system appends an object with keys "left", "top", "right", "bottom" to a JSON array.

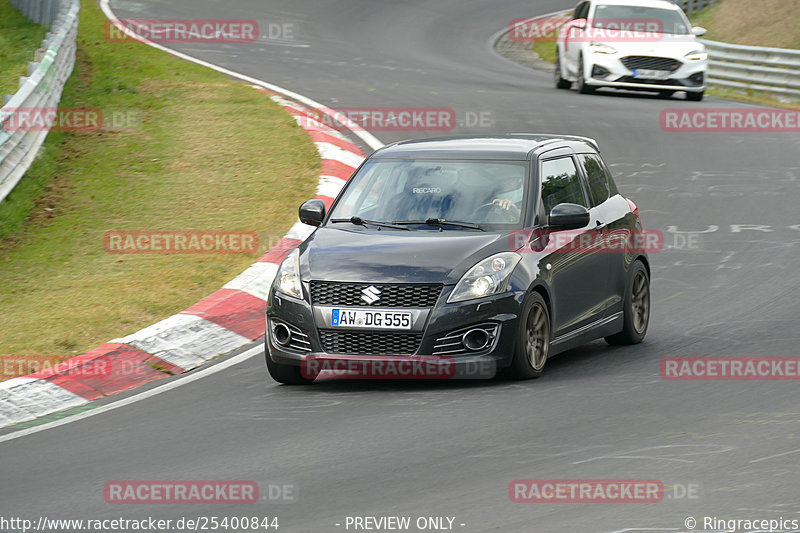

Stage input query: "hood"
[
  {"left": 589, "top": 32, "right": 704, "bottom": 57},
  {"left": 299, "top": 227, "right": 512, "bottom": 284}
]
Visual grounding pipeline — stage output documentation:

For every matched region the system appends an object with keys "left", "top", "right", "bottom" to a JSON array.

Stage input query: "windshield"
[
  {"left": 328, "top": 159, "right": 529, "bottom": 227},
  {"left": 592, "top": 5, "right": 690, "bottom": 35}
]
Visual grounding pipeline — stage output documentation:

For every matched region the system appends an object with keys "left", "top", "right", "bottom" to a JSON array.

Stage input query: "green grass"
[
  {"left": 0, "top": 0, "right": 48, "bottom": 97},
  {"left": 532, "top": 41, "right": 557, "bottom": 64},
  {"left": 690, "top": 0, "right": 800, "bottom": 50},
  {"left": 0, "top": 1, "right": 320, "bottom": 366},
  {"left": 689, "top": 1, "right": 800, "bottom": 106}
]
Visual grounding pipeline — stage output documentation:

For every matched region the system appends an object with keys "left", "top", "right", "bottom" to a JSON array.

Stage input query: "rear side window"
[
  {"left": 540, "top": 157, "right": 587, "bottom": 214},
  {"left": 579, "top": 153, "right": 618, "bottom": 206}
]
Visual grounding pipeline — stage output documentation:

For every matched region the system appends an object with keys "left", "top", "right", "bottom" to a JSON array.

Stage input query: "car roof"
[
  {"left": 589, "top": 0, "right": 682, "bottom": 10},
  {"left": 371, "top": 134, "right": 600, "bottom": 161}
]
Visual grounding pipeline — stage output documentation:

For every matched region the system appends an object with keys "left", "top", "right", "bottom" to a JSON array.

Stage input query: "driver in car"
[{"left": 491, "top": 172, "right": 524, "bottom": 217}]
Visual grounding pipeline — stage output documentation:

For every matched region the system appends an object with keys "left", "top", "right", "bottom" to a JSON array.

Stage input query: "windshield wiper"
[
  {"left": 392, "top": 219, "right": 486, "bottom": 231},
  {"left": 330, "top": 216, "right": 410, "bottom": 230}
]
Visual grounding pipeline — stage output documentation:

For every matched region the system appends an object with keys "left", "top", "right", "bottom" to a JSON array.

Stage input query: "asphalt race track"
[{"left": 2, "top": 0, "right": 800, "bottom": 531}]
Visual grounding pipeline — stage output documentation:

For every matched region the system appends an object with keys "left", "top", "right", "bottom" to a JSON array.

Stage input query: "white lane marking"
[
  {"left": 285, "top": 221, "right": 315, "bottom": 241},
  {"left": 114, "top": 314, "right": 251, "bottom": 371},
  {"left": 315, "top": 142, "right": 365, "bottom": 169},
  {"left": 0, "top": 380, "right": 87, "bottom": 418},
  {"left": 749, "top": 448, "right": 800, "bottom": 464},
  {"left": 223, "top": 262, "right": 278, "bottom": 301},
  {"left": 0, "top": 377, "right": 39, "bottom": 390},
  {"left": 0, "top": 345, "right": 262, "bottom": 443},
  {"left": 316, "top": 175, "right": 347, "bottom": 198},
  {"left": 99, "top": 0, "right": 384, "bottom": 151}
]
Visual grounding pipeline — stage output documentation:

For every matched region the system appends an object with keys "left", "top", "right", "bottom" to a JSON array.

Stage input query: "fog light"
[
  {"left": 462, "top": 329, "right": 490, "bottom": 351},
  {"left": 592, "top": 65, "right": 610, "bottom": 78},
  {"left": 273, "top": 322, "right": 292, "bottom": 346},
  {"left": 689, "top": 72, "right": 704, "bottom": 86}
]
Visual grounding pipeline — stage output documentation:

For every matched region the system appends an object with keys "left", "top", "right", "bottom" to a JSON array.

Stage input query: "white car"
[{"left": 554, "top": 0, "right": 708, "bottom": 100}]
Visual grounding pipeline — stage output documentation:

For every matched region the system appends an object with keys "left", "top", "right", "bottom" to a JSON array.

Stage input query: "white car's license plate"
[
  {"left": 331, "top": 309, "right": 413, "bottom": 329},
  {"left": 633, "top": 69, "right": 670, "bottom": 80}
]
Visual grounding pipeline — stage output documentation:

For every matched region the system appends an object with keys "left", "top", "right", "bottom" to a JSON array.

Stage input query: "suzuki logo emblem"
[{"left": 361, "top": 285, "right": 381, "bottom": 304}]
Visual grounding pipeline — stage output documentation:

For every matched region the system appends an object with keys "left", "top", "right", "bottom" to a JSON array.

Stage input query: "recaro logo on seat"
[{"left": 361, "top": 286, "right": 382, "bottom": 305}]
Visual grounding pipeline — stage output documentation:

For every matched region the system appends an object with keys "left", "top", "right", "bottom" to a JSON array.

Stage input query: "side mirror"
[
  {"left": 548, "top": 203, "right": 590, "bottom": 230},
  {"left": 691, "top": 26, "right": 707, "bottom": 37},
  {"left": 299, "top": 199, "right": 326, "bottom": 227},
  {"left": 574, "top": 20, "right": 587, "bottom": 31}
]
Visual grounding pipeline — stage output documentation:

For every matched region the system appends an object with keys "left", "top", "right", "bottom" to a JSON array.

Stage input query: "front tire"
[
  {"left": 576, "top": 54, "right": 595, "bottom": 94},
  {"left": 554, "top": 53, "right": 571, "bottom": 89},
  {"left": 605, "top": 261, "right": 650, "bottom": 345},
  {"left": 507, "top": 292, "right": 551, "bottom": 379},
  {"left": 686, "top": 90, "right": 704, "bottom": 101},
  {"left": 265, "top": 341, "right": 316, "bottom": 385}
]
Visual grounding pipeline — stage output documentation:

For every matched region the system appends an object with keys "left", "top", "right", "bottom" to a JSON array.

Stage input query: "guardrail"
[
  {"left": 8, "top": 0, "right": 65, "bottom": 27},
  {"left": 700, "top": 39, "right": 800, "bottom": 98},
  {"left": 0, "top": 0, "right": 79, "bottom": 203}
]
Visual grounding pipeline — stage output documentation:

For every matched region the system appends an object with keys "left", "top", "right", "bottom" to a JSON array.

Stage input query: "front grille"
[
  {"left": 319, "top": 330, "right": 423, "bottom": 355},
  {"left": 615, "top": 76, "right": 684, "bottom": 86},
  {"left": 620, "top": 56, "right": 682, "bottom": 71},
  {"left": 310, "top": 282, "right": 442, "bottom": 308}
]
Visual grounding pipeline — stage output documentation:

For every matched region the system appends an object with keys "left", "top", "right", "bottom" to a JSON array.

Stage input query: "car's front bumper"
[
  {"left": 585, "top": 52, "right": 707, "bottom": 92},
  {"left": 266, "top": 285, "right": 524, "bottom": 380}
]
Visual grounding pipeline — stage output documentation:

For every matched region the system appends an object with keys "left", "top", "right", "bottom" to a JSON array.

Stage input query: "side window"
[
  {"left": 580, "top": 154, "right": 611, "bottom": 206},
  {"left": 573, "top": 1, "right": 590, "bottom": 20},
  {"left": 540, "top": 157, "right": 587, "bottom": 215}
]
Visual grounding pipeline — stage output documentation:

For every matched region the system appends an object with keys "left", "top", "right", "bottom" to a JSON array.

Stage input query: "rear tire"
[
  {"left": 554, "top": 53, "right": 571, "bottom": 89},
  {"left": 605, "top": 261, "right": 650, "bottom": 345},
  {"left": 576, "top": 54, "right": 595, "bottom": 94},
  {"left": 265, "top": 340, "right": 316, "bottom": 384},
  {"left": 507, "top": 292, "right": 551, "bottom": 379},
  {"left": 686, "top": 90, "right": 704, "bottom": 101}
]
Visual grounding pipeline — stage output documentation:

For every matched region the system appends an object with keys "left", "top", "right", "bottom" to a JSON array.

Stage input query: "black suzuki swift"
[{"left": 266, "top": 134, "right": 651, "bottom": 384}]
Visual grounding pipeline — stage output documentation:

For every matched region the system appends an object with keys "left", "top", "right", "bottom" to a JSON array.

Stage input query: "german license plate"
[
  {"left": 633, "top": 69, "right": 670, "bottom": 80},
  {"left": 331, "top": 309, "right": 412, "bottom": 329}
]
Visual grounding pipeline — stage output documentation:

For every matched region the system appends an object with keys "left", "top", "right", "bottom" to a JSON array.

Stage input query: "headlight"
[
  {"left": 685, "top": 49, "right": 708, "bottom": 61},
  {"left": 275, "top": 248, "right": 303, "bottom": 299},
  {"left": 589, "top": 42, "right": 617, "bottom": 55},
  {"left": 448, "top": 252, "right": 522, "bottom": 303}
]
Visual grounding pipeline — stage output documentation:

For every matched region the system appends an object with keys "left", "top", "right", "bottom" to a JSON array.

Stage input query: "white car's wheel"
[
  {"left": 554, "top": 53, "right": 571, "bottom": 89},
  {"left": 576, "top": 54, "right": 595, "bottom": 94}
]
